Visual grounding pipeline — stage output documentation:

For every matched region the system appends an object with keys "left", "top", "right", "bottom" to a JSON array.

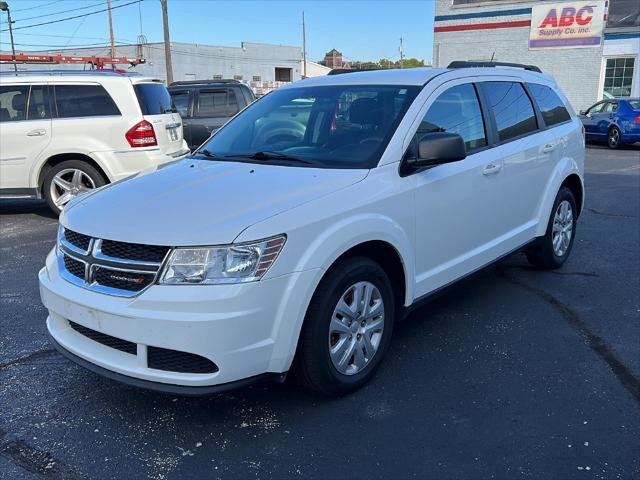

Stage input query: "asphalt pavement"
[{"left": 1, "top": 145, "right": 639, "bottom": 480}]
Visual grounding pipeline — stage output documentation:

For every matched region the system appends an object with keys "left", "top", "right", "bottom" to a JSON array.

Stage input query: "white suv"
[
  {"left": 0, "top": 71, "right": 190, "bottom": 213},
  {"left": 39, "top": 63, "right": 585, "bottom": 396}
]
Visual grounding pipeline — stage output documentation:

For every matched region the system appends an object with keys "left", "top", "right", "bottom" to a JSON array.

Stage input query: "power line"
[
  {"left": 1, "top": 41, "right": 122, "bottom": 48},
  {"left": 10, "top": 1, "right": 59, "bottom": 13},
  {"left": 13, "top": 1, "right": 122, "bottom": 23},
  {"left": 0, "top": 0, "right": 143, "bottom": 33}
]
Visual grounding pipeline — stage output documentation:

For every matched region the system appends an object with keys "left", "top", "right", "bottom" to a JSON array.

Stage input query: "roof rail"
[
  {"left": 447, "top": 61, "right": 542, "bottom": 73},
  {"left": 169, "top": 79, "right": 240, "bottom": 86},
  {"left": 0, "top": 69, "right": 143, "bottom": 77}
]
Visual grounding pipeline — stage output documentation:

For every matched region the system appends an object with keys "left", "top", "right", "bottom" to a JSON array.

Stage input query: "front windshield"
[{"left": 196, "top": 84, "right": 420, "bottom": 168}]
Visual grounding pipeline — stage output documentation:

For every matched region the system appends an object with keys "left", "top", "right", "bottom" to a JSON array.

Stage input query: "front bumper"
[{"left": 39, "top": 249, "right": 321, "bottom": 393}]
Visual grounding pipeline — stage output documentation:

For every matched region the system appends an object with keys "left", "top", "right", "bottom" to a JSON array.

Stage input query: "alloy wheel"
[
  {"left": 552, "top": 200, "right": 573, "bottom": 257},
  {"left": 50, "top": 168, "right": 96, "bottom": 208},
  {"left": 328, "top": 281, "right": 385, "bottom": 376},
  {"left": 609, "top": 128, "right": 620, "bottom": 148}
]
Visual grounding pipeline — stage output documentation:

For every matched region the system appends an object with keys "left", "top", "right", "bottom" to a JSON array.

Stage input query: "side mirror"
[
  {"left": 405, "top": 132, "right": 467, "bottom": 170},
  {"left": 579, "top": 110, "right": 586, "bottom": 116}
]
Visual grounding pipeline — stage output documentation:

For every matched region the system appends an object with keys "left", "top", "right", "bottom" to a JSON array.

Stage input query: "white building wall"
[{"left": 433, "top": 0, "right": 605, "bottom": 112}]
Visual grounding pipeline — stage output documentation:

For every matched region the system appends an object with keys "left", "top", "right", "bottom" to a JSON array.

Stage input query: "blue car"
[{"left": 579, "top": 98, "right": 640, "bottom": 149}]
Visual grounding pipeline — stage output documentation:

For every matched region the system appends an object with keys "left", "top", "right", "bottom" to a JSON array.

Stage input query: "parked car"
[
  {"left": 579, "top": 98, "right": 640, "bottom": 149},
  {"left": 168, "top": 79, "right": 255, "bottom": 150},
  {"left": 0, "top": 70, "right": 190, "bottom": 213},
  {"left": 40, "top": 62, "right": 585, "bottom": 396}
]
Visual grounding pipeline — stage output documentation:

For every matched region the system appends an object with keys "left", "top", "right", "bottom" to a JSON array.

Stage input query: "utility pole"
[
  {"left": 302, "top": 11, "right": 307, "bottom": 78},
  {"left": 399, "top": 37, "right": 404, "bottom": 69},
  {"left": 161, "top": 0, "right": 174, "bottom": 84},
  {"left": 0, "top": 2, "right": 17, "bottom": 72},
  {"left": 106, "top": 0, "right": 116, "bottom": 65}
]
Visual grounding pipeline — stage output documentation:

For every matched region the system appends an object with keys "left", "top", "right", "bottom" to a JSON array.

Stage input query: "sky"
[{"left": 0, "top": 0, "right": 436, "bottom": 63}]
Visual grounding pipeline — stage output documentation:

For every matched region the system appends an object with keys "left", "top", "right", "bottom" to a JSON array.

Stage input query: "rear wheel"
[
  {"left": 608, "top": 126, "right": 622, "bottom": 149},
  {"left": 526, "top": 186, "right": 577, "bottom": 270},
  {"left": 43, "top": 160, "right": 106, "bottom": 214},
  {"left": 295, "top": 257, "right": 395, "bottom": 396}
]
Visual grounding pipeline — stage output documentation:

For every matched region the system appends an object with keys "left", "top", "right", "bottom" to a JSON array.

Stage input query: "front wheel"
[
  {"left": 526, "top": 186, "right": 577, "bottom": 269},
  {"left": 43, "top": 160, "right": 106, "bottom": 214},
  {"left": 608, "top": 126, "right": 622, "bottom": 149},
  {"left": 295, "top": 257, "right": 395, "bottom": 396}
]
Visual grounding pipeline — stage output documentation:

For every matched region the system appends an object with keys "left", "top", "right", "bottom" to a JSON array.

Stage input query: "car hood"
[{"left": 62, "top": 159, "right": 368, "bottom": 246}]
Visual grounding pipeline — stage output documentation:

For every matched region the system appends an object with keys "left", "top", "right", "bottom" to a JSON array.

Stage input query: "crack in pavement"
[
  {"left": 0, "top": 349, "right": 57, "bottom": 372},
  {"left": 497, "top": 267, "right": 640, "bottom": 404},
  {"left": 585, "top": 207, "right": 638, "bottom": 219},
  {"left": 0, "top": 428, "right": 84, "bottom": 479},
  {"left": 505, "top": 264, "right": 599, "bottom": 278}
]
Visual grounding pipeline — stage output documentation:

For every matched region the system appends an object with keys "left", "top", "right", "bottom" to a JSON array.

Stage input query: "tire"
[
  {"left": 43, "top": 160, "right": 106, "bottom": 214},
  {"left": 608, "top": 126, "right": 622, "bottom": 149},
  {"left": 295, "top": 257, "right": 395, "bottom": 396},
  {"left": 526, "top": 186, "right": 577, "bottom": 270}
]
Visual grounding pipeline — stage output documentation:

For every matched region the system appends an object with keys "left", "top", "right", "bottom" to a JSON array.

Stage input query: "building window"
[
  {"left": 603, "top": 58, "right": 635, "bottom": 98},
  {"left": 252, "top": 76, "right": 261, "bottom": 82},
  {"left": 233, "top": 75, "right": 243, "bottom": 81},
  {"left": 275, "top": 67, "right": 292, "bottom": 82}
]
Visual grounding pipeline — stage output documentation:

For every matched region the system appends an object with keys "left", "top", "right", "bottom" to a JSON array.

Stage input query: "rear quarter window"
[
  {"left": 134, "top": 83, "right": 177, "bottom": 115},
  {"left": 527, "top": 83, "right": 571, "bottom": 127},
  {"left": 54, "top": 84, "right": 120, "bottom": 118}
]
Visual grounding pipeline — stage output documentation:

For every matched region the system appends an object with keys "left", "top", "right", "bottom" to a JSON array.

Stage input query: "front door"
[
  {"left": 0, "top": 84, "right": 52, "bottom": 191},
  {"left": 410, "top": 80, "right": 507, "bottom": 298}
]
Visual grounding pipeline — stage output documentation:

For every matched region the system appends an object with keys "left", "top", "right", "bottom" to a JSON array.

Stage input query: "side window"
[
  {"left": 228, "top": 89, "right": 240, "bottom": 116},
  {"left": 587, "top": 103, "right": 604, "bottom": 114},
  {"left": 481, "top": 82, "right": 538, "bottom": 142},
  {"left": 169, "top": 91, "right": 191, "bottom": 117},
  {"left": 197, "top": 89, "right": 228, "bottom": 117},
  {"left": 54, "top": 84, "right": 120, "bottom": 118},
  {"left": 27, "top": 85, "right": 51, "bottom": 120},
  {"left": 417, "top": 83, "right": 487, "bottom": 151},
  {"left": 527, "top": 83, "right": 571, "bottom": 127},
  {"left": 0, "top": 85, "right": 29, "bottom": 122}
]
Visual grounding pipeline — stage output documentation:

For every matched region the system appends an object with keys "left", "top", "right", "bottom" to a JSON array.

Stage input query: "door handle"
[
  {"left": 542, "top": 143, "right": 556, "bottom": 154},
  {"left": 482, "top": 162, "right": 502, "bottom": 175},
  {"left": 26, "top": 129, "right": 46, "bottom": 137}
]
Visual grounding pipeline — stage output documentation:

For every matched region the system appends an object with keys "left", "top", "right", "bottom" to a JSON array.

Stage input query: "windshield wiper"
[
  {"left": 224, "top": 151, "right": 315, "bottom": 165},
  {"left": 196, "top": 149, "right": 217, "bottom": 159}
]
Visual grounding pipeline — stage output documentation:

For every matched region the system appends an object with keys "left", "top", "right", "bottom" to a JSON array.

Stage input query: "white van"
[
  {"left": 40, "top": 62, "right": 585, "bottom": 396},
  {"left": 0, "top": 70, "right": 190, "bottom": 213}
]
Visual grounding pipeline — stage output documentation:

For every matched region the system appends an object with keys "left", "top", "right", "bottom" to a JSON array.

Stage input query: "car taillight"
[
  {"left": 635, "top": 115, "right": 640, "bottom": 124},
  {"left": 125, "top": 120, "right": 157, "bottom": 147}
]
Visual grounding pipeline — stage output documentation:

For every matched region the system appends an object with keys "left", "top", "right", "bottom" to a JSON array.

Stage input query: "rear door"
[
  {"left": 133, "top": 81, "right": 185, "bottom": 155},
  {"left": 0, "top": 83, "right": 52, "bottom": 190}
]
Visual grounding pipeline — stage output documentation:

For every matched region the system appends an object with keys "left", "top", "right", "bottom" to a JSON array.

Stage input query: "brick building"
[{"left": 433, "top": 0, "right": 639, "bottom": 112}]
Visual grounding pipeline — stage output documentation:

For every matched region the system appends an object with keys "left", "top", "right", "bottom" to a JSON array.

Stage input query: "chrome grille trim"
[{"left": 57, "top": 228, "right": 171, "bottom": 298}]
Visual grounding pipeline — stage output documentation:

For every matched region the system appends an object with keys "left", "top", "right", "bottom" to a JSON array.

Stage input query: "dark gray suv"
[{"left": 168, "top": 80, "right": 255, "bottom": 150}]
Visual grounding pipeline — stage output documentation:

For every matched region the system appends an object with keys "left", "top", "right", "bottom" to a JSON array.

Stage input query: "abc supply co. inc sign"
[{"left": 529, "top": 1, "right": 605, "bottom": 50}]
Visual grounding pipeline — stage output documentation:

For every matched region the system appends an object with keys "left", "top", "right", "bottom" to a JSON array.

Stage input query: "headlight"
[{"left": 160, "top": 235, "right": 286, "bottom": 285}]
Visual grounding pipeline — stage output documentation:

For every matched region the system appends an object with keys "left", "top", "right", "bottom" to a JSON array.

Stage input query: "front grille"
[
  {"left": 148, "top": 347, "right": 219, "bottom": 374},
  {"left": 100, "top": 240, "right": 170, "bottom": 263},
  {"left": 63, "top": 254, "right": 85, "bottom": 279},
  {"left": 69, "top": 321, "right": 137, "bottom": 355},
  {"left": 59, "top": 228, "right": 170, "bottom": 297},
  {"left": 64, "top": 229, "right": 91, "bottom": 251},
  {"left": 94, "top": 267, "right": 156, "bottom": 292}
]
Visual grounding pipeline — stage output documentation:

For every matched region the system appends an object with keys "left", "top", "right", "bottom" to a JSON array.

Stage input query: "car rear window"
[
  {"left": 54, "top": 84, "right": 120, "bottom": 118},
  {"left": 527, "top": 83, "right": 571, "bottom": 127},
  {"left": 134, "top": 83, "right": 177, "bottom": 115}
]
